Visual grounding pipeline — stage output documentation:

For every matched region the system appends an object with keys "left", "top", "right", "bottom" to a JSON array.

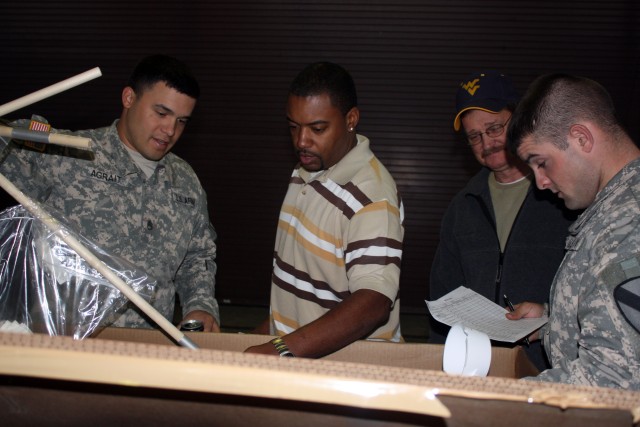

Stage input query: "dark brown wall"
[{"left": 1, "top": 1, "right": 638, "bottom": 312}]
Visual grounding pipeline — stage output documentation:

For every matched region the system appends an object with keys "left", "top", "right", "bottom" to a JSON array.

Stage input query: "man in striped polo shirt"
[{"left": 245, "top": 62, "right": 404, "bottom": 358}]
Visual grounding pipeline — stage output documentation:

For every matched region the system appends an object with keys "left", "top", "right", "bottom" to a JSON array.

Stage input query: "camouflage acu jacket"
[
  {"left": 0, "top": 119, "right": 219, "bottom": 328},
  {"left": 534, "top": 158, "right": 640, "bottom": 389}
]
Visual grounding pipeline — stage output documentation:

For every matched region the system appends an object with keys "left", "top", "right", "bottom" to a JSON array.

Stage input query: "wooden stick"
[
  {"left": 0, "top": 125, "right": 91, "bottom": 150},
  {"left": 0, "top": 172, "right": 197, "bottom": 349},
  {"left": 0, "top": 67, "right": 102, "bottom": 117}
]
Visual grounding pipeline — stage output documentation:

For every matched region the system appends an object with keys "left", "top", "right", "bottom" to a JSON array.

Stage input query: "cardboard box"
[
  {"left": 93, "top": 327, "right": 538, "bottom": 378},
  {"left": 0, "top": 329, "right": 638, "bottom": 427}
]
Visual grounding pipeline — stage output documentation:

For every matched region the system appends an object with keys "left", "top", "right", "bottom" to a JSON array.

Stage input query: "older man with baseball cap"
[{"left": 428, "top": 71, "right": 577, "bottom": 371}]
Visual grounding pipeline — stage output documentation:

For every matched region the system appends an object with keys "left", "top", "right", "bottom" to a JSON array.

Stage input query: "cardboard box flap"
[{"left": 0, "top": 331, "right": 638, "bottom": 427}]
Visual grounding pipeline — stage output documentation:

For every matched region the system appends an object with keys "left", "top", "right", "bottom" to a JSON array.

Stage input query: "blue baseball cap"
[{"left": 453, "top": 71, "right": 519, "bottom": 131}]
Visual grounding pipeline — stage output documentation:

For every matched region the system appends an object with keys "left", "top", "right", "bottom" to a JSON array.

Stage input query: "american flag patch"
[
  {"left": 29, "top": 120, "right": 50, "bottom": 133},
  {"left": 23, "top": 120, "right": 50, "bottom": 151}
]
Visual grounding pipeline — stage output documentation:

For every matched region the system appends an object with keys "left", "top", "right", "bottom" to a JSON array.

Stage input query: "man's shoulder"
[
  {"left": 351, "top": 155, "right": 400, "bottom": 201},
  {"left": 162, "top": 153, "right": 204, "bottom": 189},
  {"left": 163, "top": 152, "right": 196, "bottom": 173},
  {"left": 600, "top": 175, "right": 640, "bottom": 216},
  {"left": 75, "top": 125, "right": 111, "bottom": 138},
  {"left": 71, "top": 122, "right": 119, "bottom": 152},
  {"left": 361, "top": 153, "right": 395, "bottom": 181}
]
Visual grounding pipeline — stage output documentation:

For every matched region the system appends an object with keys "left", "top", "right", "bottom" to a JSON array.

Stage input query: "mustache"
[
  {"left": 297, "top": 148, "right": 318, "bottom": 157},
  {"left": 481, "top": 144, "right": 506, "bottom": 158}
]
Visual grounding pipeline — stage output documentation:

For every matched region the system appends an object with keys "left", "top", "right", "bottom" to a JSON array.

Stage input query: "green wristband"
[{"left": 271, "top": 337, "right": 295, "bottom": 357}]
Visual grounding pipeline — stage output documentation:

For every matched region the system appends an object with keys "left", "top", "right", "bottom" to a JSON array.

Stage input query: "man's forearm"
[{"left": 280, "top": 289, "right": 392, "bottom": 358}]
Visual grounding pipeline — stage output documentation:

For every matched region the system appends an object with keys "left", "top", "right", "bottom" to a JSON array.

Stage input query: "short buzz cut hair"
[
  {"left": 507, "top": 73, "right": 622, "bottom": 154},
  {"left": 289, "top": 61, "right": 358, "bottom": 115},
  {"left": 127, "top": 54, "right": 200, "bottom": 100}
]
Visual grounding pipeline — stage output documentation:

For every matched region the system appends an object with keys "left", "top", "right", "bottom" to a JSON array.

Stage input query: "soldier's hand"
[
  {"left": 182, "top": 310, "right": 220, "bottom": 332},
  {"left": 505, "top": 302, "right": 544, "bottom": 342},
  {"left": 505, "top": 301, "right": 544, "bottom": 320}
]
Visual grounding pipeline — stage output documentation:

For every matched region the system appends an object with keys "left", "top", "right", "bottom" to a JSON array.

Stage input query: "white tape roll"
[{"left": 442, "top": 323, "right": 491, "bottom": 377}]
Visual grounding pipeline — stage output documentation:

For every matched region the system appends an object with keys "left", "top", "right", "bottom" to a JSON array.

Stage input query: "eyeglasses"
[{"left": 465, "top": 115, "right": 511, "bottom": 146}]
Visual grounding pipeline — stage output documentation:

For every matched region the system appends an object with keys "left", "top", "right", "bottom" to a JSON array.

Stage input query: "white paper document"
[{"left": 426, "top": 286, "right": 548, "bottom": 343}]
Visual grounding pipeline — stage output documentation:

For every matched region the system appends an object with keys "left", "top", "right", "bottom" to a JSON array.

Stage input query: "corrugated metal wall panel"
[{"left": 0, "top": 1, "right": 638, "bottom": 311}]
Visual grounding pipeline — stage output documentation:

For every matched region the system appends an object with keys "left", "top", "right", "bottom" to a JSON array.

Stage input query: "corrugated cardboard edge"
[{"left": 1, "top": 331, "right": 639, "bottom": 423}]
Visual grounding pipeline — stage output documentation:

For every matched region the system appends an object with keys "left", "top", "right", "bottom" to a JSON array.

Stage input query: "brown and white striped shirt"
[{"left": 269, "top": 135, "right": 404, "bottom": 342}]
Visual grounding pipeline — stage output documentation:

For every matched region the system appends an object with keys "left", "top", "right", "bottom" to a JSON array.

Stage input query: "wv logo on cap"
[{"left": 461, "top": 78, "right": 481, "bottom": 96}]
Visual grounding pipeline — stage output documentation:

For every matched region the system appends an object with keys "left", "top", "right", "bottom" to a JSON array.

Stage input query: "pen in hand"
[{"left": 503, "top": 294, "right": 530, "bottom": 347}]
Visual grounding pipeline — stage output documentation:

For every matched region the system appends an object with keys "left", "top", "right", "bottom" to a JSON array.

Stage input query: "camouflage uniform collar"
[
  {"left": 108, "top": 120, "right": 167, "bottom": 177},
  {"left": 571, "top": 157, "right": 640, "bottom": 235}
]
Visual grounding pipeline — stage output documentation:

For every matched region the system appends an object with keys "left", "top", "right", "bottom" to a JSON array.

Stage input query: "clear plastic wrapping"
[{"left": 0, "top": 205, "right": 157, "bottom": 339}]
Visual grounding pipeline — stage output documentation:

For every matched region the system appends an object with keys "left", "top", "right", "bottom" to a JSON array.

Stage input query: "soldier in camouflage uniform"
[
  {"left": 0, "top": 55, "right": 220, "bottom": 331},
  {"left": 506, "top": 73, "right": 640, "bottom": 389}
]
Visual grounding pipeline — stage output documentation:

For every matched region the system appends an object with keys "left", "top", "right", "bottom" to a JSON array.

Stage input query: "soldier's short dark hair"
[
  {"left": 127, "top": 54, "right": 200, "bottom": 99},
  {"left": 508, "top": 73, "right": 622, "bottom": 154},
  {"left": 289, "top": 62, "right": 357, "bottom": 115}
]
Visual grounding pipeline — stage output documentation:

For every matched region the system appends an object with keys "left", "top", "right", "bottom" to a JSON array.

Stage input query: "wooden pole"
[
  {"left": 0, "top": 126, "right": 91, "bottom": 150},
  {"left": 0, "top": 68, "right": 102, "bottom": 117}
]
